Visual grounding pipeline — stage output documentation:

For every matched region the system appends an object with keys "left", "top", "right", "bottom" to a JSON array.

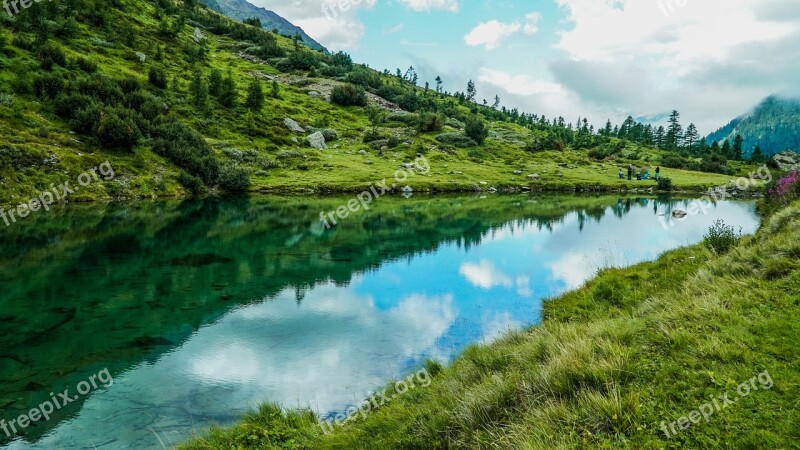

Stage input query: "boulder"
[
  {"left": 772, "top": 151, "right": 800, "bottom": 171},
  {"left": 528, "top": 174, "right": 540, "bottom": 180},
  {"left": 193, "top": 27, "right": 206, "bottom": 43},
  {"left": 284, "top": 118, "right": 305, "bottom": 133},
  {"left": 307, "top": 131, "right": 328, "bottom": 149}
]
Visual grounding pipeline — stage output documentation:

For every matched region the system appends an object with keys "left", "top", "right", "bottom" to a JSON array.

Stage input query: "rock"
[
  {"left": 401, "top": 186, "right": 413, "bottom": 193},
  {"left": 558, "top": 163, "right": 569, "bottom": 168},
  {"left": 488, "top": 187, "right": 497, "bottom": 193},
  {"left": 513, "top": 170, "right": 523, "bottom": 175},
  {"left": 284, "top": 118, "right": 305, "bottom": 133},
  {"left": 453, "top": 171, "right": 464, "bottom": 175},
  {"left": 401, "top": 163, "right": 416, "bottom": 169},
  {"left": 672, "top": 210, "right": 688, "bottom": 219},
  {"left": 772, "top": 151, "right": 800, "bottom": 171},
  {"left": 479, "top": 181, "right": 488, "bottom": 185},
  {"left": 308, "top": 91, "right": 321, "bottom": 98},
  {"left": 134, "top": 51, "right": 147, "bottom": 63},
  {"left": 192, "top": 27, "right": 206, "bottom": 43},
  {"left": 291, "top": 137, "right": 299, "bottom": 144},
  {"left": 307, "top": 131, "right": 328, "bottom": 149},
  {"left": 528, "top": 174, "right": 540, "bottom": 180}
]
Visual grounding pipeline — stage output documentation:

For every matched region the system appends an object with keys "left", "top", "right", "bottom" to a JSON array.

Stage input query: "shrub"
[
  {"left": 245, "top": 79, "right": 264, "bottom": 111},
  {"left": 320, "top": 129, "right": 338, "bottom": 141},
  {"left": 704, "top": 220, "right": 739, "bottom": 254},
  {"left": 33, "top": 73, "right": 65, "bottom": 99},
  {"left": 153, "top": 120, "right": 219, "bottom": 183},
  {"left": 38, "top": 42, "right": 67, "bottom": 70},
  {"left": 74, "top": 57, "right": 98, "bottom": 73},
  {"left": 97, "top": 108, "right": 141, "bottom": 151},
  {"left": 179, "top": 171, "right": 206, "bottom": 195},
  {"left": 418, "top": 112, "right": 444, "bottom": 133},
  {"left": 363, "top": 129, "right": 385, "bottom": 143},
  {"left": 70, "top": 103, "right": 104, "bottom": 134},
  {"left": 346, "top": 68, "right": 382, "bottom": 89},
  {"left": 465, "top": 116, "right": 488, "bottom": 145},
  {"left": 218, "top": 164, "right": 251, "bottom": 191},
  {"left": 397, "top": 93, "right": 419, "bottom": 112},
  {"left": 117, "top": 76, "right": 141, "bottom": 95},
  {"left": 330, "top": 84, "right": 367, "bottom": 106},
  {"left": 73, "top": 74, "right": 123, "bottom": 103},
  {"left": 124, "top": 90, "right": 164, "bottom": 121},
  {"left": 148, "top": 65, "right": 168, "bottom": 89},
  {"left": 53, "top": 93, "right": 95, "bottom": 119},
  {"left": 657, "top": 177, "right": 673, "bottom": 191},
  {"left": 436, "top": 132, "right": 478, "bottom": 148}
]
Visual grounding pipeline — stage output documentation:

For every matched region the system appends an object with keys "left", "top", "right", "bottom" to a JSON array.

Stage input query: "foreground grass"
[{"left": 184, "top": 201, "right": 800, "bottom": 449}]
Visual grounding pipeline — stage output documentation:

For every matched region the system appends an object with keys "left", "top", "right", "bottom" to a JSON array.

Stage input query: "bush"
[
  {"left": 97, "top": 110, "right": 141, "bottom": 150},
  {"left": 657, "top": 177, "right": 673, "bottom": 191},
  {"left": 704, "top": 220, "right": 739, "bottom": 254},
  {"left": 397, "top": 93, "right": 419, "bottom": 112},
  {"left": 38, "top": 42, "right": 67, "bottom": 70},
  {"left": 53, "top": 93, "right": 95, "bottom": 119},
  {"left": 346, "top": 68, "right": 382, "bottom": 89},
  {"left": 436, "top": 132, "right": 478, "bottom": 148},
  {"left": 179, "top": 171, "right": 205, "bottom": 195},
  {"left": 330, "top": 84, "right": 367, "bottom": 106},
  {"left": 465, "top": 116, "right": 488, "bottom": 145},
  {"left": 117, "top": 76, "right": 141, "bottom": 95},
  {"left": 320, "top": 129, "right": 338, "bottom": 141},
  {"left": 33, "top": 73, "right": 65, "bottom": 99},
  {"left": 73, "top": 74, "right": 123, "bottom": 103},
  {"left": 149, "top": 65, "right": 168, "bottom": 89},
  {"left": 70, "top": 103, "right": 104, "bottom": 134},
  {"left": 218, "top": 164, "right": 251, "bottom": 191},
  {"left": 74, "top": 57, "right": 98, "bottom": 73},
  {"left": 153, "top": 120, "right": 219, "bottom": 183},
  {"left": 418, "top": 112, "right": 444, "bottom": 133}
]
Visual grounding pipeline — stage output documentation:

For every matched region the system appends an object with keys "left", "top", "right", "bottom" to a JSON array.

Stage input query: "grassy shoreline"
[{"left": 182, "top": 199, "right": 800, "bottom": 449}]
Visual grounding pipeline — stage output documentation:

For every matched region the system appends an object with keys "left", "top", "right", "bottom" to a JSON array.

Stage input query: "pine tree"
[
  {"left": 435, "top": 76, "right": 443, "bottom": 93},
  {"left": 684, "top": 123, "right": 699, "bottom": 152},
  {"left": 466, "top": 80, "right": 476, "bottom": 103},
  {"left": 218, "top": 71, "right": 237, "bottom": 108},
  {"left": 749, "top": 146, "right": 766, "bottom": 163},
  {"left": 208, "top": 69, "right": 222, "bottom": 96},
  {"left": 666, "top": 110, "right": 683, "bottom": 150},
  {"left": 654, "top": 126, "right": 666, "bottom": 149},
  {"left": 270, "top": 80, "right": 281, "bottom": 99},
  {"left": 492, "top": 95, "right": 500, "bottom": 109},
  {"left": 732, "top": 134, "right": 744, "bottom": 160},
  {"left": 190, "top": 71, "right": 208, "bottom": 108},
  {"left": 245, "top": 78, "right": 264, "bottom": 112}
]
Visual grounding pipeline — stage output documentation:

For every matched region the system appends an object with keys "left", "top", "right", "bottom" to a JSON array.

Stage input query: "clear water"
[{"left": 0, "top": 194, "right": 759, "bottom": 449}]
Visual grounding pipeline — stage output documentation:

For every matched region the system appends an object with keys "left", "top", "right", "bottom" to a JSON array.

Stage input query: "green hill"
[
  {"left": 706, "top": 96, "right": 800, "bottom": 156},
  {"left": 0, "top": 0, "right": 758, "bottom": 207}
]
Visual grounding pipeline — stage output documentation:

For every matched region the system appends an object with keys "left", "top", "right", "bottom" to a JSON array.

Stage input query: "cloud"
[
  {"left": 397, "top": 0, "right": 460, "bottom": 13},
  {"left": 459, "top": 260, "right": 513, "bottom": 289},
  {"left": 523, "top": 12, "right": 542, "bottom": 35},
  {"left": 383, "top": 23, "right": 405, "bottom": 35},
  {"left": 479, "top": 68, "right": 563, "bottom": 96},
  {"left": 464, "top": 20, "right": 521, "bottom": 50}
]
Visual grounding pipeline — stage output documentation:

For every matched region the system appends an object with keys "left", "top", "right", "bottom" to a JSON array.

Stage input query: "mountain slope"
[
  {"left": 706, "top": 96, "right": 800, "bottom": 156},
  {"left": 199, "top": 0, "right": 327, "bottom": 52}
]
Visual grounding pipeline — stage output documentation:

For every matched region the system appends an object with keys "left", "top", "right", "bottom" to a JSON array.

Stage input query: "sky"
[{"left": 251, "top": 0, "right": 800, "bottom": 134}]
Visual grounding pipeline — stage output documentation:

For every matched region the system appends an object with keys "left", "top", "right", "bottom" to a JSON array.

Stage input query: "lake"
[{"left": 0, "top": 194, "right": 759, "bottom": 449}]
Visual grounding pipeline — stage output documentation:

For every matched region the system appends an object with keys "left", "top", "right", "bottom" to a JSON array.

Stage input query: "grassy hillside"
[
  {"left": 182, "top": 197, "right": 800, "bottom": 449},
  {"left": 0, "top": 0, "right": 761, "bottom": 207}
]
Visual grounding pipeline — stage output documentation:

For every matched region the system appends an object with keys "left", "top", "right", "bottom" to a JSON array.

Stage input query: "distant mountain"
[
  {"left": 200, "top": 0, "right": 327, "bottom": 52},
  {"left": 706, "top": 96, "right": 800, "bottom": 156}
]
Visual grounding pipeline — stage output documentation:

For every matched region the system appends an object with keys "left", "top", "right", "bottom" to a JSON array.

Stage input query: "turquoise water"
[{"left": 0, "top": 194, "right": 759, "bottom": 448}]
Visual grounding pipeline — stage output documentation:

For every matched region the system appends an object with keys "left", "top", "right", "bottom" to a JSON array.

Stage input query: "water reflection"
[{"left": 0, "top": 194, "right": 758, "bottom": 448}]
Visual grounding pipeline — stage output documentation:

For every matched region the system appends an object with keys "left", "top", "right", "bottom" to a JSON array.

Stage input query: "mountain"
[
  {"left": 200, "top": 0, "right": 327, "bottom": 52},
  {"left": 706, "top": 96, "right": 800, "bottom": 156}
]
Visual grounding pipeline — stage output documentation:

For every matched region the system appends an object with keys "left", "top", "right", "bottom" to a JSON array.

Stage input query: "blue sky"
[{"left": 254, "top": 0, "right": 800, "bottom": 133}]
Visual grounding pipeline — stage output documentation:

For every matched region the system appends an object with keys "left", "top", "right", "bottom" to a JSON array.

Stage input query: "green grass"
[{"left": 181, "top": 200, "right": 800, "bottom": 449}]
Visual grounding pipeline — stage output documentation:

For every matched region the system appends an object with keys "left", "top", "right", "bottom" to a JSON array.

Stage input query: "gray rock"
[
  {"left": 284, "top": 118, "right": 306, "bottom": 133},
  {"left": 513, "top": 170, "right": 523, "bottom": 175},
  {"left": 772, "top": 151, "right": 800, "bottom": 171},
  {"left": 528, "top": 174, "right": 540, "bottom": 180},
  {"left": 134, "top": 52, "right": 147, "bottom": 63},
  {"left": 193, "top": 27, "right": 206, "bottom": 43},
  {"left": 307, "top": 131, "right": 327, "bottom": 149},
  {"left": 672, "top": 210, "right": 688, "bottom": 219}
]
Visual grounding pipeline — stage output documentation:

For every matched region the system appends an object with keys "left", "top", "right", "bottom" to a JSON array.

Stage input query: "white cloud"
[
  {"left": 397, "top": 0, "right": 460, "bottom": 13},
  {"left": 523, "top": 12, "right": 542, "bottom": 35},
  {"left": 464, "top": 20, "right": 521, "bottom": 50},
  {"left": 478, "top": 68, "right": 563, "bottom": 96},
  {"left": 384, "top": 23, "right": 405, "bottom": 35},
  {"left": 459, "top": 260, "right": 513, "bottom": 289}
]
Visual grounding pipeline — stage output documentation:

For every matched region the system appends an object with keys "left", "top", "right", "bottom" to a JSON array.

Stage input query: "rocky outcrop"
[
  {"left": 307, "top": 131, "right": 327, "bottom": 149},
  {"left": 772, "top": 151, "right": 800, "bottom": 171},
  {"left": 284, "top": 118, "right": 305, "bottom": 133}
]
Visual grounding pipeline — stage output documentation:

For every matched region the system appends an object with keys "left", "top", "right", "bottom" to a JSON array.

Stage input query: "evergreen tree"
[
  {"left": 466, "top": 80, "right": 476, "bottom": 103},
  {"left": 684, "top": 123, "right": 699, "bottom": 152},
  {"left": 435, "top": 76, "right": 443, "bottom": 93},
  {"left": 749, "top": 146, "right": 766, "bottom": 164},
  {"left": 492, "top": 95, "right": 501, "bottom": 109},
  {"left": 666, "top": 110, "right": 683, "bottom": 150},
  {"left": 190, "top": 71, "right": 208, "bottom": 108},
  {"left": 245, "top": 78, "right": 264, "bottom": 111},
  {"left": 270, "top": 79, "right": 281, "bottom": 99},
  {"left": 732, "top": 134, "right": 744, "bottom": 160},
  {"left": 218, "top": 70, "right": 237, "bottom": 108},
  {"left": 208, "top": 69, "right": 223, "bottom": 96}
]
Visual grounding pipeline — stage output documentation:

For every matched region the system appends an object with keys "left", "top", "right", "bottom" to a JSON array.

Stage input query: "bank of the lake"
[{"left": 183, "top": 200, "right": 800, "bottom": 449}]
